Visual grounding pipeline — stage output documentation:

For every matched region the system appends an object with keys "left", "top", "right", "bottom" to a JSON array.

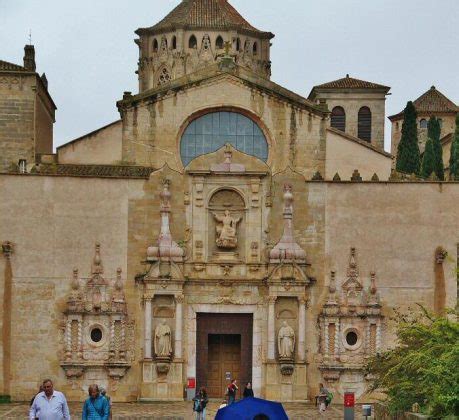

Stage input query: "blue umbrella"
[{"left": 215, "top": 397, "right": 288, "bottom": 420}]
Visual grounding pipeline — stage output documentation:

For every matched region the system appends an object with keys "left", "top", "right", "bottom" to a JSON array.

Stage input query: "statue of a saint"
[
  {"left": 154, "top": 320, "right": 172, "bottom": 358},
  {"left": 278, "top": 321, "right": 295, "bottom": 360},
  {"left": 213, "top": 210, "right": 241, "bottom": 249}
]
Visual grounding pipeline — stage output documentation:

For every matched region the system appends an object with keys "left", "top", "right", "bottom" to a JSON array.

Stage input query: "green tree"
[
  {"left": 396, "top": 102, "right": 421, "bottom": 175},
  {"left": 449, "top": 114, "right": 459, "bottom": 180},
  {"left": 366, "top": 307, "right": 459, "bottom": 418},
  {"left": 428, "top": 116, "right": 444, "bottom": 180},
  {"left": 421, "top": 138, "right": 435, "bottom": 178}
]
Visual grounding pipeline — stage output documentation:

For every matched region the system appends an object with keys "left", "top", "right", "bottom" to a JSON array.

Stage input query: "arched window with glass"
[
  {"left": 419, "top": 119, "right": 428, "bottom": 129},
  {"left": 331, "top": 106, "right": 346, "bottom": 132},
  {"left": 180, "top": 111, "right": 269, "bottom": 166},
  {"left": 358, "top": 106, "right": 372, "bottom": 142}
]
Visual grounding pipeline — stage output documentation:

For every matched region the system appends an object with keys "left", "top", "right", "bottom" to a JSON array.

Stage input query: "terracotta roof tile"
[
  {"left": 389, "top": 86, "right": 459, "bottom": 120},
  {"left": 0, "top": 59, "right": 27, "bottom": 72},
  {"left": 137, "top": 0, "right": 273, "bottom": 38},
  {"left": 313, "top": 75, "right": 390, "bottom": 90}
]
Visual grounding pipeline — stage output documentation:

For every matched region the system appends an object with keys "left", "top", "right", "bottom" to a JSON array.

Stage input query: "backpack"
[
  {"left": 326, "top": 392, "right": 334, "bottom": 404},
  {"left": 193, "top": 399, "right": 202, "bottom": 412}
]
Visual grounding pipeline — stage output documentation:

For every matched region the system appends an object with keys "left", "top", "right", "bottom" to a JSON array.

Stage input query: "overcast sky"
[{"left": 1, "top": 0, "right": 458, "bottom": 151}]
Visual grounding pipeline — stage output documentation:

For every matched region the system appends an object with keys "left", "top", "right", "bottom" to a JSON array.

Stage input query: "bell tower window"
[
  {"left": 152, "top": 39, "right": 158, "bottom": 53},
  {"left": 216, "top": 36, "right": 224, "bottom": 50},
  {"left": 358, "top": 106, "right": 372, "bottom": 142},
  {"left": 331, "top": 106, "right": 346, "bottom": 132},
  {"left": 172, "top": 36, "right": 177, "bottom": 50},
  {"left": 253, "top": 42, "right": 258, "bottom": 55},
  {"left": 189, "top": 35, "right": 197, "bottom": 49}
]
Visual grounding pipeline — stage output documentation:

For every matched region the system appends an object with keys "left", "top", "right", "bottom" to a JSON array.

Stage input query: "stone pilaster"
[
  {"left": 144, "top": 297, "right": 153, "bottom": 360},
  {"left": 297, "top": 296, "right": 307, "bottom": 361},
  {"left": 174, "top": 295, "right": 184, "bottom": 359},
  {"left": 267, "top": 296, "right": 277, "bottom": 360},
  {"left": 1, "top": 241, "right": 13, "bottom": 401}
]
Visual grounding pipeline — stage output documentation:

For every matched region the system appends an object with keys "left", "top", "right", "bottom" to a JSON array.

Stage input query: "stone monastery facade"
[{"left": 0, "top": 0, "right": 458, "bottom": 403}]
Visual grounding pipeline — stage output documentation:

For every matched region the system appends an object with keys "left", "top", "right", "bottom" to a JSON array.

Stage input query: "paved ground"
[{"left": 0, "top": 401, "right": 345, "bottom": 419}]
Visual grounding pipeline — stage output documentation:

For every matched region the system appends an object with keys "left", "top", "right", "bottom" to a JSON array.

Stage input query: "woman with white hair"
[{"left": 82, "top": 384, "right": 110, "bottom": 420}]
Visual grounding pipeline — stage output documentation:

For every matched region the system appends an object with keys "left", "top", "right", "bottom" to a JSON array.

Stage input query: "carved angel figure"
[{"left": 213, "top": 210, "right": 241, "bottom": 249}]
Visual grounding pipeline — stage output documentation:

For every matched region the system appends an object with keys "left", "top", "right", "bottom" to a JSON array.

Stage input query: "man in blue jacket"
[{"left": 82, "top": 384, "right": 110, "bottom": 420}]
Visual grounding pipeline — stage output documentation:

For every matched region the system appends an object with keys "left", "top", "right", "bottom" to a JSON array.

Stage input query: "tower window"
[
  {"left": 253, "top": 42, "right": 258, "bottom": 55},
  {"left": 153, "top": 39, "right": 158, "bottom": 53},
  {"left": 236, "top": 38, "right": 241, "bottom": 51},
  {"left": 331, "top": 106, "right": 346, "bottom": 132},
  {"left": 358, "top": 106, "right": 372, "bottom": 142},
  {"left": 172, "top": 36, "right": 177, "bottom": 50},
  {"left": 189, "top": 35, "right": 197, "bottom": 49},
  {"left": 216, "top": 36, "right": 224, "bottom": 49},
  {"left": 438, "top": 118, "right": 443, "bottom": 129},
  {"left": 420, "top": 119, "right": 428, "bottom": 129}
]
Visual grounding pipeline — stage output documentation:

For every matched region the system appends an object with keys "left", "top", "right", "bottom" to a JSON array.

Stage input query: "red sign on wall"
[
  {"left": 187, "top": 378, "right": 196, "bottom": 389},
  {"left": 344, "top": 392, "right": 355, "bottom": 407}
]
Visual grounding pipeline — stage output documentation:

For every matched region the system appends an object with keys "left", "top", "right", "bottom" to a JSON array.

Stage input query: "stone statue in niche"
[
  {"left": 212, "top": 210, "right": 241, "bottom": 249},
  {"left": 278, "top": 321, "right": 295, "bottom": 360},
  {"left": 154, "top": 320, "right": 172, "bottom": 358}
]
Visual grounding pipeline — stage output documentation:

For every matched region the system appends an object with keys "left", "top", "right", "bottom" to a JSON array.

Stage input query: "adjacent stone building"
[
  {"left": 1, "top": 0, "right": 458, "bottom": 404},
  {"left": 389, "top": 85, "right": 458, "bottom": 171}
]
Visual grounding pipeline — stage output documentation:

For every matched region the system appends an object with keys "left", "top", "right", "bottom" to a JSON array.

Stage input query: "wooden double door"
[
  {"left": 207, "top": 334, "right": 241, "bottom": 398},
  {"left": 196, "top": 313, "right": 252, "bottom": 399}
]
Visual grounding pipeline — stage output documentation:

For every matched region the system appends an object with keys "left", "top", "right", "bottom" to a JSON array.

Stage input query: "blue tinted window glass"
[{"left": 180, "top": 111, "right": 269, "bottom": 166}]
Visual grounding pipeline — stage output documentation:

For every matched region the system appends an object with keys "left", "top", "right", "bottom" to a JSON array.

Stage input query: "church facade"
[{"left": 1, "top": 0, "right": 458, "bottom": 403}]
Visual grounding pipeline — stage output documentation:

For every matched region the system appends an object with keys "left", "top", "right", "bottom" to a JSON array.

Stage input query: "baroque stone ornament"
[
  {"left": 60, "top": 243, "right": 133, "bottom": 382},
  {"left": 269, "top": 184, "right": 306, "bottom": 263},
  {"left": 319, "top": 247, "right": 383, "bottom": 397},
  {"left": 213, "top": 210, "right": 241, "bottom": 249},
  {"left": 147, "top": 180, "right": 185, "bottom": 262}
]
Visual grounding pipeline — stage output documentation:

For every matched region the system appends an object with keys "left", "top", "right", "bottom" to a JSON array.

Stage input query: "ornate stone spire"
[
  {"left": 147, "top": 180, "right": 185, "bottom": 262},
  {"left": 269, "top": 184, "right": 306, "bottom": 263}
]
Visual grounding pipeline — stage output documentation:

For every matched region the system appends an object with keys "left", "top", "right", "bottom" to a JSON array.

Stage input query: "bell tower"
[{"left": 135, "top": 0, "right": 274, "bottom": 93}]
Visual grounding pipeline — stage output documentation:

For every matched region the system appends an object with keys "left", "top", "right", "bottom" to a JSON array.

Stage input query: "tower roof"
[
  {"left": 308, "top": 74, "right": 390, "bottom": 100},
  {"left": 389, "top": 86, "right": 459, "bottom": 121},
  {"left": 136, "top": 0, "right": 274, "bottom": 39}
]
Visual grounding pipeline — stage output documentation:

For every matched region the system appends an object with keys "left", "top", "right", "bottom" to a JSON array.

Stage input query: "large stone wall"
[{"left": 1, "top": 173, "right": 458, "bottom": 401}]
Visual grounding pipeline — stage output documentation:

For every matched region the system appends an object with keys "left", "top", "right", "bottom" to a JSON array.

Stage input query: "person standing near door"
[
  {"left": 227, "top": 379, "right": 238, "bottom": 405},
  {"left": 192, "top": 387, "right": 208, "bottom": 420},
  {"left": 243, "top": 382, "right": 254, "bottom": 398}
]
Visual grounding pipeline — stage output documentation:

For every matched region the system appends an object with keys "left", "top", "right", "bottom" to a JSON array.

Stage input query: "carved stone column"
[
  {"left": 298, "top": 296, "right": 307, "bottom": 361},
  {"left": 144, "top": 296, "right": 153, "bottom": 359},
  {"left": 175, "top": 294, "right": 184, "bottom": 359},
  {"left": 267, "top": 296, "right": 277, "bottom": 360}
]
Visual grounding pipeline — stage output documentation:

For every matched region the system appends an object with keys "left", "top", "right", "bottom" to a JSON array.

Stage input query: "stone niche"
[{"left": 208, "top": 188, "right": 246, "bottom": 261}]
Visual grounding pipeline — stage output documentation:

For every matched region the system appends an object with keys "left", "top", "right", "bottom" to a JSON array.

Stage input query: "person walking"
[
  {"left": 227, "top": 379, "right": 238, "bottom": 405},
  {"left": 30, "top": 385, "right": 44, "bottom": 407},
  {"left": 82, "top": 384, "right": 110, "bottom": 420},
  {"left": 318, "top": 383, "right": 330, "bottom": 414},
  {"left": 29, "top": 379, "right": 71, "bottom": 420},
  {"left": 100, "top": 388, "right": 112, "bottom": 420},
  {"left": 243, "top": 382, "right": 254, "bottom": 398},
  {"left": 192, "top": 387, "right": 208, "bottom": 420}
]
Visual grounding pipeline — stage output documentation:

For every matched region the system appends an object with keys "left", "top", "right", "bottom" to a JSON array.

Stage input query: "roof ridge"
[
  {"left": 0, "top": 59, "right": 27, "bottom": 72},
  {"left": 313, "top": 74, "right": 390, "bottom": 90}
]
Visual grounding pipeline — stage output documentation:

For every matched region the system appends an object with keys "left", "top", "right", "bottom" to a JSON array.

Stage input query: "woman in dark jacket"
[
  {"left": 193, "top": 387, "right": 209, "bottom": 420},
  {"left": 243, "top": 382, "right": 254, "bottom": 398}
]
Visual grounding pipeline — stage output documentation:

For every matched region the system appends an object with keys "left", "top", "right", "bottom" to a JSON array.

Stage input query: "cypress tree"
[
  {"left": 396, "top": 101, "right": 420, "bottom": 175},
  {"left": 450, "top": 114, "right": 459, "bottom": 180},
  {"left": 429, "top": 116, "right": 444, "bottom": 180},
  {"left": 421, "top": 138, "right": 435, "bottom": 178}
]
